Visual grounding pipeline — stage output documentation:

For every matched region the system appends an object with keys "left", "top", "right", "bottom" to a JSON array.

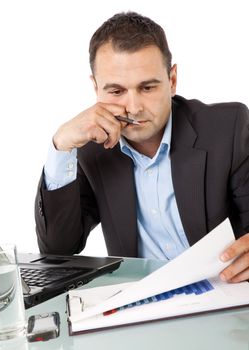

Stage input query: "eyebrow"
[{"left": 103, "top": 79, "right": 162, "bottom": 90}]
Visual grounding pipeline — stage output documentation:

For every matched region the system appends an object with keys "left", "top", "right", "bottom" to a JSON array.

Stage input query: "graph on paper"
[{"left": 104, "top": 279, "right": 214, "bottom": 316}]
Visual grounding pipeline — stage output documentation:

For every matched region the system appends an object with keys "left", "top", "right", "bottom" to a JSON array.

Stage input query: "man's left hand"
[{"left": 220, "top": 233, "right": 249, "bottom": 282}]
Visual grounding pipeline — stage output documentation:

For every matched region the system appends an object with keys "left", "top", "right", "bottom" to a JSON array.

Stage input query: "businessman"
[{"left": 35, "top": 12, "right": 249, "bottom": 283}]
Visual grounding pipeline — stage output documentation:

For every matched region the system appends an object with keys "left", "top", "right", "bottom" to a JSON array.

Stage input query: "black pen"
[{"left": 115, "top": 115, "right": 140, "bottom": 125}]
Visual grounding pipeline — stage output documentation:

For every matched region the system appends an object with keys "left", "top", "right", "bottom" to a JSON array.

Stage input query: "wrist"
[{"left": 52, "top": 133, "right": 73, "bottom": 152}]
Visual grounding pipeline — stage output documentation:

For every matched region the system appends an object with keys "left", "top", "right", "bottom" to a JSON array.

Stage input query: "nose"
[{"left": 125, "top": 91, "right": 143, "bottom": 116}]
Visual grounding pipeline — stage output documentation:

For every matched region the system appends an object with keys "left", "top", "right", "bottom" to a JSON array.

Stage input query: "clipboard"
[
  {"left": 66, "top": 279, "right": 249, "bottom": 336},
  {"left": 65, "top": 220, "right": 249, "bottom": 335}
]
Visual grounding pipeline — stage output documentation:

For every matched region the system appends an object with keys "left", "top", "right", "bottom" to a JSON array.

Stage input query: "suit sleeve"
[
  {"left": 229, "top": 103, "right": 249, "bottom": 235},
  {"left": 34, "top": 165, "right": 100, "bottom": 254}
]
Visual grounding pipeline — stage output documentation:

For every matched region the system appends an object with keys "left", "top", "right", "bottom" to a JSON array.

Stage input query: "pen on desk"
[{"left": 115, "top": 115, "right": 140, "bottom": 125}]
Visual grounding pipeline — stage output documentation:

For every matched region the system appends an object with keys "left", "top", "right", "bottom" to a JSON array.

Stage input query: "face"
[{"left": 92, "top": 43, "right": 177, "bottom": 155}]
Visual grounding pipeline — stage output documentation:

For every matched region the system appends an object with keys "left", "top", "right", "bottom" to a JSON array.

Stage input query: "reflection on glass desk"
[{"left": 1, "top": 257, "right": 249, "bottom": 350}]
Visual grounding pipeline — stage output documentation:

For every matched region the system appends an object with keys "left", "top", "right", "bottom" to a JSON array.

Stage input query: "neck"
[{"left": 126, "top": 131, "right": 164, "bottom": 158}]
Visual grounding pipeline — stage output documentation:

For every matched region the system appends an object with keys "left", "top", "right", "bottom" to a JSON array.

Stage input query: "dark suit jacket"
[{"left": 35, "top": 95, "right": 249, "bottom": 257}]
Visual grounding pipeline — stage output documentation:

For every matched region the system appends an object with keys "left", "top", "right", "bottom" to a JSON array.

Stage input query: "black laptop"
[{"left": 17, "top": 252, "right": 123, "bottom": 309}]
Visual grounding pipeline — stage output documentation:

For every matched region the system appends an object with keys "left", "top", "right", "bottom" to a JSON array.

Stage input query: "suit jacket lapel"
[
  {"left": 171, "top": 98, "right": 207, "bottom": 246},
  {"left": 96, "top": 148, "right": 138, "bottom": 256}
]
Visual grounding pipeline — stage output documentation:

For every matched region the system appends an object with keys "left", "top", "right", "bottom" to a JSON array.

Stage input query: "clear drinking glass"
[
  {"left": 0, "top": 244, "right": 26, "bottom": 340},
  {"left": 0, "top": 334, "right": 28, "bottom": 350}
]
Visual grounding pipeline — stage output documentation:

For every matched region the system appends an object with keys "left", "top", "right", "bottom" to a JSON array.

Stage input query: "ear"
[
  {"left": 90, "top": 75, "right": 98, "bottom": 94},
  {"left": 169, "top": 64, "right": 177, "bottom": 97}
]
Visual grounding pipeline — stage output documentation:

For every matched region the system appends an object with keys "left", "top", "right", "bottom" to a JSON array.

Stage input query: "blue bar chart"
[
  {"left": 104, "top": 279, "right": 214, "bottom": 315},
  {"left": 119, "top": 280, "right": 213, "bottom": 311}
]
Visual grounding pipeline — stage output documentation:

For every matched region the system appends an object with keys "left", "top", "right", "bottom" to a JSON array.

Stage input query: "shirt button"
[
  {"left": 67, "top": 163, "right": 74, "bottom": 169},
  {"left": 146, "top": 169, "right": 153, "bottom": 175},
  {"left": 67, "top": 170, "right": 74, "bottom": 177}
]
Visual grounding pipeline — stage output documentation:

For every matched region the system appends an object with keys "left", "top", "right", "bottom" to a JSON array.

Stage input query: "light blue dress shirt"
[
  {"left": 119, "top": 114, "right": 189, "bottom": 260},
  {"left": 44, "top": 115, "right": 189, "bottom": 260}
]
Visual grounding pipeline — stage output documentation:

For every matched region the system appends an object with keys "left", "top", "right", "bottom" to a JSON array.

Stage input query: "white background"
[{"left": 0, "top": 0, "right": 248, "bottom": 256}]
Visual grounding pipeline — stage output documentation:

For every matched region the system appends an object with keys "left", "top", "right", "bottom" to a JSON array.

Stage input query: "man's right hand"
[{"left": 53, "top": 102, "right": 128, "bottom": 151}]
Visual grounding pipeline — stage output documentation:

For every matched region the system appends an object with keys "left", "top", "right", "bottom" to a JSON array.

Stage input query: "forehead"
[{"left": 94, "top": 43, "right": 167, "bottom": 86}]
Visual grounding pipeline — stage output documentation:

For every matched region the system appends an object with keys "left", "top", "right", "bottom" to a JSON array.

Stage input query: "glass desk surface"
[{"left": 1, "top": 257, "right": 249, "bottom": 350}]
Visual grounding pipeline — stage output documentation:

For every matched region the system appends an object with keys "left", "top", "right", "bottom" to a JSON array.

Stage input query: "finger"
[
  {"left": 97, "top": 102, "right": 127, "bottom": 119},
  {"left": 229, "top": 267, "right": 249, "bottom": 283},
  {"left": 96, "top": 103, "right": 130, "bottom": 126},
  {"left": 220, "top": 233, "right": 249, "bottom": 262},
  {"left": 97, "top": 118, "right": 120, "bottom": 148},
  {"left": 118, "top": 120, "right": 129, "bottom": 129},
  {"left": 86, "top": 126, "right": 108, "bottom": 145},
  {"left": 96, "top": 113, "right": 122, "bottom": 148},
  {"left": 219, "top": 251, "right": 249, "bottom": 281},
  {"left": 97, "top": 103, "right": 129, "bottom": 129}
]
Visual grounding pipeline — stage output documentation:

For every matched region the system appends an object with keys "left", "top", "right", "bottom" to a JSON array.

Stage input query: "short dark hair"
[{"left": 89, "top": 12, "right": 172, "bottom": 76}]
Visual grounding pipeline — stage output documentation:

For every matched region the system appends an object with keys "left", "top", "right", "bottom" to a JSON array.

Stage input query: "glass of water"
[
  {"left": 0, "top": 334, "right": 28, "bottom": 350},
  {"left": 0, "top": 244, "right": 26, "bottom": 340}
]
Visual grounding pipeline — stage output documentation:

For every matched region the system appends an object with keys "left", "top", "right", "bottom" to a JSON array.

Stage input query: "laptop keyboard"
[{"left": 20, "top": 267, "right": 89, "bottom": 287}]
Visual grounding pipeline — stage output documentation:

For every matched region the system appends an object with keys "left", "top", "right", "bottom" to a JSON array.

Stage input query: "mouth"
[{"left": 128, "top": 120, "right": 148, "bottom": 126}]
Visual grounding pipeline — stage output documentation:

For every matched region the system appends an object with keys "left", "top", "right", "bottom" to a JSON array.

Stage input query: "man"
[{"left": 35, "top": 12, "right": 249, "bottom": 283}]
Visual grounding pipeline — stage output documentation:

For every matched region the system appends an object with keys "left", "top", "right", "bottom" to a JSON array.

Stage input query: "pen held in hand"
[{"left": 115, "top": 115, "right": 140, "bottom": 125}]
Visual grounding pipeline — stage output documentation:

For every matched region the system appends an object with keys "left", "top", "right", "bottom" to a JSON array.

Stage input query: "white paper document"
[
  {"left": 68, "top": 278, "right": 249, "bottom": 334},
  {"left": 69, "top": 218, "right": 240, "bottom": 323}
]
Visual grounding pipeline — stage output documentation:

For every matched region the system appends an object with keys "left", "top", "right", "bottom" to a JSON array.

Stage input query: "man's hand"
[
  {"left": 219, "top": 233, "right": 249, "bottom": 282},
  {"left": 53, "top": 102, "right": 127, "bottom": 151}
]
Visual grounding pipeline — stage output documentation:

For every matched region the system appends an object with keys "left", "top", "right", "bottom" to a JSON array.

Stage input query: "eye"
[
  {"left": 109, "top": 89, "right": 123, "bottom": 96},
  {"left": 141, "top": 85, "right": 156, "bottom": 92}
]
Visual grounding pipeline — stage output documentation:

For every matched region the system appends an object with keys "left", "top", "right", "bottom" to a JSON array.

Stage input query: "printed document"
[{"left": 67, "top": 219, "right": 249, "bottom": 334}]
